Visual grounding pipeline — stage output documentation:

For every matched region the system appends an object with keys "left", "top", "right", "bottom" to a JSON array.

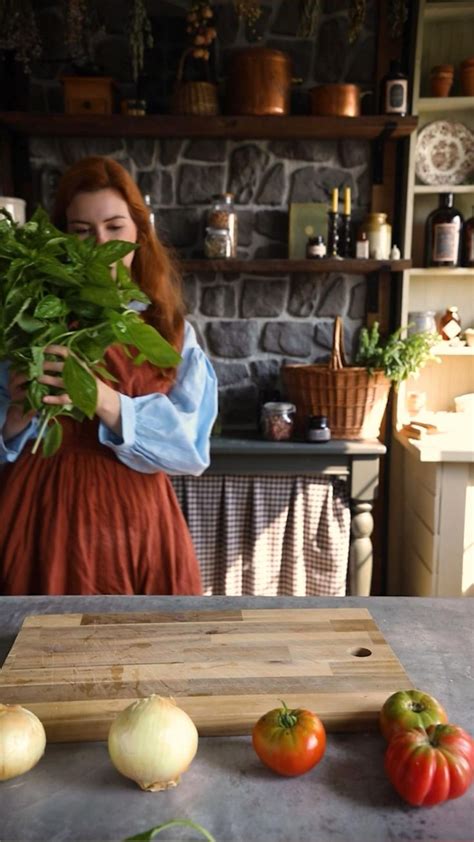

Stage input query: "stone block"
[
  {"left": 182, "top": 275, "right": 198, "bottom": 313},
  {"left": 184, "top": 140, "right": 227, "bottom": 162},
  {"left": 127, "top": 140, "right": 157, "bottom": 170},
  {"left": 212, "top": 361, "right": 249, "bottom": 387},
  {"left": 237, "top": 211, "right": 255, "bottom": 247},
  {"left": 255, "top": 210, "right": 288, "bottom": 242},
  {"left": 219, "top": 382, "right": 259, "bottom": 427},
  {"left": 160, "top": 140, "right": 183, "bottom": 166},
  {"left": 269, "top": 140, "right": 336, "bottom": 162},
  {"left": 229, "top": 145, "right": 270, "bottom": 204},
  {"left": 241, "top": 279, "right": 287, "bottom": 318},
  {"left": 314, "top": 319, "right": 336, "bottom": 351},
  {"left": 317, "top": 274, "right": 349, "bottom": 316},
  {"left": 254, "top": 242, "right": 288, "bottom": 259},
  {"left": 338, "top": 140, "right": 370, "bottom": 169},
  {"left": 58, "top": 138, "right": 125, "bottom": 166},
  {"left": 201, "top": 285, "right": 236, "bottom": 318},
  {"left": 256, "top": 163, "right": 285, "bottom": 205},
  {"left": 187, "top": 318, "right": 206, "bottom": 350},
  {"left": 139, "top": 170, "right": 173, "bottom": 206},
  {"left": 157, "top": 208, "right": 200, "bottom": 248},
  {"left": 313, "top": 18, "right": 349, "bottom": 83},
  {"left": 178, "top": 164, "right": 225, "bottom": 205},
  {"left": 288, "top": 275, "right": 321, "bottom": 317},
  {"left": 262, "top": 322, "right": 313, "bottom": 357},
  {"left": 207, "top": 321, "right": 260, "bottom": 358},
  {"left": 349, "top": 282, "right": 367, "bottom": 319},
  {"left": 290, "top": 166, "right": 356, "bottom": 204}
]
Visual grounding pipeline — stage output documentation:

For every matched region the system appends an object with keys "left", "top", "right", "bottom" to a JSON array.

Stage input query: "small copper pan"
[{"left": 310, "top": 84, "right": 361, "bottom": 117}]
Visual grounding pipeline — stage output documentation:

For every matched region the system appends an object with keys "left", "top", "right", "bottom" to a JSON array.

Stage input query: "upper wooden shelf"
[
  {"left": 0, "top": 112, "right": 418, "bottom": 140},
  {"left": 180, "top": 259, "right": 412, "bottom": 274},
  {"left": 424, "top": 1, "right": 474, "bottom": 20}
]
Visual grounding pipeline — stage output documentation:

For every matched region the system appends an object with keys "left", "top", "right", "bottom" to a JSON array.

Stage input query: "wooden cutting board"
[{"left": 0, "top": 608, "right": 412, "bottom": 742}]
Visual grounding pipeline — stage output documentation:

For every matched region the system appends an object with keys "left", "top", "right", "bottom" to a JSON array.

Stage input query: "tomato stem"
[{"left": 278, "top": 699, "right": 298, "bottom": 729}]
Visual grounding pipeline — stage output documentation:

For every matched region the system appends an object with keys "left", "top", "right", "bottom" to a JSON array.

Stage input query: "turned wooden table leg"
[{"left": 349, "top": 501, "right": 374, "bottom": 597}]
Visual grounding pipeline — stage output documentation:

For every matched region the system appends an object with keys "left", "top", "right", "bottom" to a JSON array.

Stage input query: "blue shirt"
[{"left": 0, "top": 321, "right": 218, "bottom": 476}]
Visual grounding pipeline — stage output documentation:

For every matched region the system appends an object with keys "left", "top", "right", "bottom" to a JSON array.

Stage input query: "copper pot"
[
  {"left": 460, "top": 58, "right": 474, "bottom": 96},
  {"left": 227, "top": 47, "right": 292, "bottom": 115},
  {"left": 310, "top": 84, "right": 361, "bottom": 117}
]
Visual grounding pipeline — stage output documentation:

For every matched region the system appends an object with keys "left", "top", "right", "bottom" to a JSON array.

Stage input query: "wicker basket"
[
  {"left": 171, "top": 49, "right": 219, "bottom": 116},
  {"left": 282, "top": 316, "right": 391, "bottom": 440}
]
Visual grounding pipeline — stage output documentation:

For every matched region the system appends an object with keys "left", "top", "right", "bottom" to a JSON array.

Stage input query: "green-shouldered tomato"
[{"left": 380, "top": 689, "right": 448, "bottom": 741}]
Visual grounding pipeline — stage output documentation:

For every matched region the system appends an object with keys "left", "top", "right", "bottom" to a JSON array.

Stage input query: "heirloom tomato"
[
  {"left": 385, "top": 724, "right": 474, "bottom": 807},
  {"left": 252, "top": 701, "right": 326, "bottom": 777},
  {"left": 380, "top": 689, "right": 448, "bottom": 742}
]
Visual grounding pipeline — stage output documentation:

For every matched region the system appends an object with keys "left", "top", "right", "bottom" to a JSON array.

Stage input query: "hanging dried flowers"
[
  {"left": 348, "top": 0, "right": 367, "bottom": 44},
  {"left": 297, "top": 0, "right": 322, "bottom": 39},
  {"left": 186, "top": 2, "right": 217, "bottom": 61},
  {"left": 388, "top": 0, "right": 408, "bottom": 39},
  {"left": 0, "top": 0, "right": 42, "bottom": 73},
  {"left": 233, "top": 0, "right": 262, "bottom": 32},
  {"left": 129, "top": 0, "right": 154, "bottom": 81},
  {"left": 64, "top": 0, "right": 104, "bottom": 67}
]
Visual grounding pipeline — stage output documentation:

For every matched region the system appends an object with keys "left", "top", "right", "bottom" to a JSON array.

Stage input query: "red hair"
[{"left": 52, "top": 156, "right": 185, "bottom": 353}]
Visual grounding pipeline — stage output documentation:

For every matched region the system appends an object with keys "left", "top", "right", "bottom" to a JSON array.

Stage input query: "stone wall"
[{"left": 21, "top": 0, "right": 377, "bottom": 429}]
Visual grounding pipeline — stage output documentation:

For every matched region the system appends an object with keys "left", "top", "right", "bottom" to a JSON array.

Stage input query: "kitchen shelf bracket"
[{"left": 372, "top": 121, "right": 398, "bottom": 185}]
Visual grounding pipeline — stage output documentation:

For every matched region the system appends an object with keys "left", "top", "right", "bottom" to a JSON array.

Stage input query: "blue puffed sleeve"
[
  {"left": 0, "top": 361, "right": 39, "bottom": 464},
  {"left": 98, "top": 321, "right": 218, "bottom": 475}
]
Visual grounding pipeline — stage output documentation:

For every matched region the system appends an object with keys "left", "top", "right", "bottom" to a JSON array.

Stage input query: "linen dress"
[{"left": 0, "top": 323, "right": 217, "bottom": 595}]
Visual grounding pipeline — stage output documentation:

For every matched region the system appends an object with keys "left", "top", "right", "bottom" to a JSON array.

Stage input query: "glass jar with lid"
[
  {"left": 261, "top": 402, "right": 296, "bottom": 441},
  {"left": 208, "top": 194, "right": 238, "bottom": 257},
  {"left": 204, "top": 227, "right": 232, "bottom": 259}
]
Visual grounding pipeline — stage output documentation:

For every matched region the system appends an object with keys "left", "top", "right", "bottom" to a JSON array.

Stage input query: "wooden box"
[{"left": 62, "top": 76, "right": 114, "bottom": 115}]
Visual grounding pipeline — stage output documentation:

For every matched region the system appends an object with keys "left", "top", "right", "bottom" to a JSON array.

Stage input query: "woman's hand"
[
  {"left": 39, "top": 345, "right": 122, "bottom": 438},
  {"left": 3, "top": 370, "right": 37, "bottom": 442}
]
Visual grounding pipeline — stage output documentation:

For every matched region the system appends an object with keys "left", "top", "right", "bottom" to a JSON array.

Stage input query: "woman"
[{"left": 0, "top": 156, "right": 218, "bottom": 595}]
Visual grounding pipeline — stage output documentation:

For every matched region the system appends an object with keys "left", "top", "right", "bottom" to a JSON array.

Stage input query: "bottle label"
[
  {"left": 442, "top": 318, "right": 461, "bottom": 340},
  {"left": 308, "top": 243, "right": 326, "bottom": 258},
  {"left": 433, "top": 223, "right": 459, "bottom": 263},
  {"left": 385, "top": 80, "right": 407, "bottom": 113}
]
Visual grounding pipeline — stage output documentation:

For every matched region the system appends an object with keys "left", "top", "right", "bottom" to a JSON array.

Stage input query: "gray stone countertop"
[
  {"left": 210, "top": 435, "right": 387, "bottom": 455},
  {"left": 0, "top": 595, "right": 472, "bottom": 842}
]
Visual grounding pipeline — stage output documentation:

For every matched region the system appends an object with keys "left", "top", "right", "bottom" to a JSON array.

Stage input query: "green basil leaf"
[
  {"left": 94, "top": 240, "right": 137, "bottom": 266},
  {"left": 17, "top": 313, "right": 46, "bottom": 333},
  {"left": 27, "top": 379, "right": 49, "bottom": 411},
  {"left": 111, "top": 314, "right": 181, "bottom": 368},
  {"left": 28, "top": 346, "right": 45, "bottom": 378},
  {"left": 86, "top": 260, "right": 116, "bottom": 288},
  {"left": 42, "top": 420, "right": 63, "bottom": 457},
  {"left": 91, "top": 363, "right": 119, "bottom": 382},
  {"left": 80, "top": 285, "right": 122, "bottom": 307},
  {"left": 63, "top": 355, "right": 97, "bottom": 419},
  {"left": 34, "top": 295, "right": 69, "bottom": 319}
]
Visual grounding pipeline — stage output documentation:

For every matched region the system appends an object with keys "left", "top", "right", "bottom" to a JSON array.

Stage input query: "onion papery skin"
[
  {"left": 108, "top": 695, "right": 199, "bottom": 791},
  {"left": 0, "top": 704, "right": 47, "bottom": 781}
]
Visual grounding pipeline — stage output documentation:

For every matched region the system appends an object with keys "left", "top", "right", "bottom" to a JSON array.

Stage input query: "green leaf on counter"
[{"left": 124, "top": 819, "right": 216, "bottom": 842}]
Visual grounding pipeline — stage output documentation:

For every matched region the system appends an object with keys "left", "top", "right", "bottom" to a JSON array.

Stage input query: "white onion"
[
  {"left": 0, "top": 704, "right": 46, "bottom": 781},
  {"left": 108, "top": 695, "right": 198, "bottom": 791}
]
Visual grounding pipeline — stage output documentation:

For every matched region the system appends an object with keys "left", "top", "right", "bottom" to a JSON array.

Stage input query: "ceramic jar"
[
  {"left": 359, "top": 213, "right": 392, "bottom": 260},
  {"left": 429, "top": 64, "right": 454, "bottom": 97},
  {"left": 460, "top": 58, "right": 474, "bottom": 96}
]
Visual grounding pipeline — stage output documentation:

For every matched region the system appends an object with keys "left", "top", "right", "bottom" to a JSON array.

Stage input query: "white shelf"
[
  {"left": 424, "top": 2, "right": 474, "bottom": 21},
  {"left": 417, "top": 96, "right": 474, "bottom": 113},
  {"left": 432, "top": 344, "right": 474, "bottom": 356},
  {"left": 414, "top": 184, "right": 474, "bottom": 194},
  {"left": 408, "top": 267, "right": 474, "bottom": 276}
]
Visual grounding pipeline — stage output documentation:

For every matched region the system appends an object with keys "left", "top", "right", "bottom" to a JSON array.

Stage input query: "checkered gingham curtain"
[{"left": 171, "top": 475, "right": 350, "bottom": 597}]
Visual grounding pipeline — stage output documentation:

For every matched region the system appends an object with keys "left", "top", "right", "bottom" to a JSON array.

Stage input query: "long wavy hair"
[{"left": 52, "top": 156, "right": 185, "bottom": 353}]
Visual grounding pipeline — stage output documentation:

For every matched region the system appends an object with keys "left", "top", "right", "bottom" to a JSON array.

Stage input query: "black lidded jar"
[
  {"left": 424, "top": 193, "right": 464, "bottom": 268},
  {"left": 306, "top": 415, "right": 331, "bottom": 443}
]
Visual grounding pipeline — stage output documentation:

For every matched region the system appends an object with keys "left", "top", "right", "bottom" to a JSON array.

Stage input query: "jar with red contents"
[{"left": 261, "top": 402, "right": 296, "bottom": 441}]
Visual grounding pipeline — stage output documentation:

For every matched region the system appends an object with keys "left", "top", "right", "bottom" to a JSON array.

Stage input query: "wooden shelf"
[
  {"left": 409, "top": 267, "right": 474, "bottom": 276},
  {"left": 424, "top": 1, "right": 474, "bottom": 20},
  {"left": 414, "top": 184, "right": 474, "bottom": 194},
  {"left": 432, "top": 344, "right": 474, "bottom": 356},
  {"left": 0, "top": 112, "right": 418, "bottom": 140},
  {"left": 181, "top": 258, "right": 412, "bottom": 274},
  {"left": 418, "top": 96, "right": 474, "bottom": 113}
]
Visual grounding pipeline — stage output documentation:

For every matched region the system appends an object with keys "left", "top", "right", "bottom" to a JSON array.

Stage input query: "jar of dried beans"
[
  {"left": 261, "top": 402, "right": 296, "bottom": 441},
  {"left": 208, "top": 193, "right": 238, "bottom": 257},
  {"left": 204, "top": 227, "right": 232, "bottom": 259}
]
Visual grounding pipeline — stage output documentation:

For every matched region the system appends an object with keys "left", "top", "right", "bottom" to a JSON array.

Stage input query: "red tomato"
[
  {"left": 385, "top": 724, "right": 474, "bottom": 807},
  {"left": 380, "top": 689, "right": 448, "bottom": 741},
  {"left": 252, "top": 701, "right": 326, "bottom": 777}
]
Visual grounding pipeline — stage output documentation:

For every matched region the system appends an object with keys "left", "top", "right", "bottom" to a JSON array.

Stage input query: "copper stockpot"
[
  {"left": 310, "top": 84, "right": 361, "bottom": 117},
  {"left": 227, "top": 47, "right": 292, "bottom": 115}
]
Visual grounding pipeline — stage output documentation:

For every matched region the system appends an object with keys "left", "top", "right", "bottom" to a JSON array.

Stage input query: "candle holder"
[
  {"left": 327, "top": 211, "right": 340, "bottom": 257},
  {"left": 340, "top": 213, "right": 352, "bottom": 258}
]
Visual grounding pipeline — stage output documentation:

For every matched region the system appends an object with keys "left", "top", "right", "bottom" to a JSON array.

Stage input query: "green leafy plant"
[
  {"left": 0, "top": 207, "right": 181, "bottom": 457},
  {"left": 124, "top": 819, "right": 216, "bottom": 842},
  {"left": 356, "top": 321, "right": 438, "bottom": 388}
]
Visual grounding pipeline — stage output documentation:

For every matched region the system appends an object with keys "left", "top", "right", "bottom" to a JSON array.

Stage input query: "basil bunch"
[
  {"left": 356, "top": 321, "right": 437, "bottom": 387},
  {"left": 0, "top": 207, "right": 181, "bottom": 456}
]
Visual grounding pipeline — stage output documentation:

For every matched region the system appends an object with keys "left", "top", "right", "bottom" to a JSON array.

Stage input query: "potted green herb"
[
  {"left": 355, "top": 321, "right": 438, "bottom": 388},
  {"left": 0, "top": 207, "right": 180, "bottom": 457}
]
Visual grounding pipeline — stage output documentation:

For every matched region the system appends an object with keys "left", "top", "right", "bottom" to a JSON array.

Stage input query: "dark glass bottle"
[
  {"left": 463, "top": 206, "right": 474, "bottom": 268},
  {"left": 380, "top": 60, "right": 408, "bottom": 116},
  {"left": 424, "top": 193, "right": 464, "bottom": 268}
]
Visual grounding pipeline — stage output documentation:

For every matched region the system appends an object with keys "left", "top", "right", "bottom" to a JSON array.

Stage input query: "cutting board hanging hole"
[{"left": 350, "top": 647, "right": 372, "bottom": 657}]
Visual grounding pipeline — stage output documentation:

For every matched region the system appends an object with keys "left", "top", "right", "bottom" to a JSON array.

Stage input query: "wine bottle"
[
  {"left": 424, "top": 193, "right": 463, "bottom": 268},
  {"left": 380, "top": 60, "right": 408, "bottom": 116},
  {"left": 463, "top": 206, "right": 474, "bottom": 268}
]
